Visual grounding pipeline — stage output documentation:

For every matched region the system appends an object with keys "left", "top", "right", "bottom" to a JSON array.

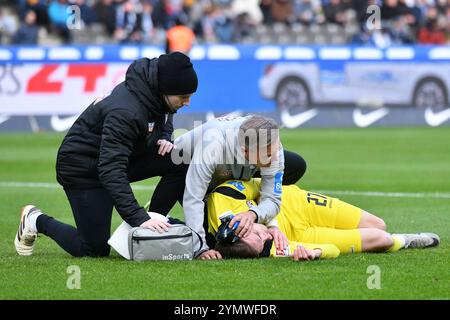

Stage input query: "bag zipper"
[{"left": 133, "top": 233, "right": 192, "bottom": 243}]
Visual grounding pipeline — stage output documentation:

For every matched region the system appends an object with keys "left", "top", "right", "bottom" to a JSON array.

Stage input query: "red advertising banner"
[{"left": 0, "top": 63, "right": 129, "bottom": 115}]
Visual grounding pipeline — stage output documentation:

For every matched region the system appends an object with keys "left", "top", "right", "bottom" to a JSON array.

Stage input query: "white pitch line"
[
  {"left": 0, "top": 181, "right": 449, "bottom": 199},
  {"left": 316, "top": 190, "right": 450, "bottom": 199},
  {"left": 0, "top": 181, "right": 156, "bottom": 191}
]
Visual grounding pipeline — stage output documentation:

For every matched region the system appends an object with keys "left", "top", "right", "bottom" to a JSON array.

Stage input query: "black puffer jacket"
[{"left": 56, "top": 58, "right": 173, "bottom": 227}]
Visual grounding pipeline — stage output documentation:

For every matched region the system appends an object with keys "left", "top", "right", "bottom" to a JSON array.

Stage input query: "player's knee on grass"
[
  {"left": 358, "top": 211, "right": 387, "bottom": 231},
  {"left": 83, "top": 243, "right": 111, "bottom": 258},
  {"left": 361, "top": 228, "right": 394, "bottom": 252}
]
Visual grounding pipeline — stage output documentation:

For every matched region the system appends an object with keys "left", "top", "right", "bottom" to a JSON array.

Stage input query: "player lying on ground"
[
  {"left": 172, "top": 114, "right": 307, "bottom": 259},
  {"left": 206, "top": 179, "right": 440, "bottom": 261}
]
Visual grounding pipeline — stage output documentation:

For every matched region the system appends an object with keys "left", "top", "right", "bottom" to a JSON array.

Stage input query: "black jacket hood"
[{"left": 125, "top": 58, "right": 173, "bottom": 117}]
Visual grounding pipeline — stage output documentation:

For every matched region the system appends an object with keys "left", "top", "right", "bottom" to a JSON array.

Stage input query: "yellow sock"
[{"left": 387, "top": 235, "right": 406, "bottom": 252}]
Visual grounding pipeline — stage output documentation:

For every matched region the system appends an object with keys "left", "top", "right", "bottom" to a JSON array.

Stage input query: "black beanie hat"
[{"left": 158, "top": 52, "right": 198, "bottom": 95}]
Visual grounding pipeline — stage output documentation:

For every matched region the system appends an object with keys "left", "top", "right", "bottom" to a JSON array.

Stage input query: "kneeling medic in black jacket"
[{"left": 14, "top": 52, "right": 197, "bottom": 258}]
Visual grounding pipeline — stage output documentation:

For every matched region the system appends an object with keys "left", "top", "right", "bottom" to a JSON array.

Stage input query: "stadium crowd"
[{"left": 0, "top": 0, "right": 449, "bottom": 46}]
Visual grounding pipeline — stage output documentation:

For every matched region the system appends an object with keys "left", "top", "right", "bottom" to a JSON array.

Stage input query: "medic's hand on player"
[
  {"left": 229, "top": 211, "right": 257, "bottom": 238},
  {"left": 157, "top": 139, "right": 176, "bottom": 156},
  {"left": 140, "top": 219, "right": 171, "bottom": 233},
  {"left": 293, "top": 245, "right": 322, "bottom": 261},
  {"left": 268, "top": 226, "right": 288, "bottom": 250}
]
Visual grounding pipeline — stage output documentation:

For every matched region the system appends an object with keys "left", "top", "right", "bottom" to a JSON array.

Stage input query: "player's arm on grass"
[
  {"left": 293, "top": 246, "right": 322, "bottom": 261},
  {"left": 97, "top": 109, "right": 151, "bottom": 228},
  {"left": 292, "top": 242, "right": 340, "bottom": 261}
]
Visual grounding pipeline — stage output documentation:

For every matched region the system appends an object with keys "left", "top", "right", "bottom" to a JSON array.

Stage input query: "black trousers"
[{"left": 37, "top": 149, "right": 306, "bottom": 257}]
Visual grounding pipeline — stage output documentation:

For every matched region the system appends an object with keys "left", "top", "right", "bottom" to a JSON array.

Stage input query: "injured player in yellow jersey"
[{"left": 206, "top": 179, "right": 440, "bottom": 261}]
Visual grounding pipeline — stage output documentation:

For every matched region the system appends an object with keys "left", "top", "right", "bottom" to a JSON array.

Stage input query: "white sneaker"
[
  {"left": 395, "top": 233, "right": 440, "bottom": 249},
  {"left": 14, "top": 205, "right": 41, "bottom": 256}
]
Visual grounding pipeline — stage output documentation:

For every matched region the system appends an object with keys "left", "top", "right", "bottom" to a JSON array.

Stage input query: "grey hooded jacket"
[{"left": 173, "top": 115, "right": 285, "bottom": 254}]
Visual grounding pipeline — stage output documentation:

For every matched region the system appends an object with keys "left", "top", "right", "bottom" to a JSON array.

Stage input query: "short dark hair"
[
  {"left": 214, "top": 239, "right": 260, "bottom": 259},
  {"left": 238, "top": 115, "right": 279, "bottom": 150}
]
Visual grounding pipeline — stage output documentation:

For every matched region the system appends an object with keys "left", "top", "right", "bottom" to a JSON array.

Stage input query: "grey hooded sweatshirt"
[{"left": 173, "top": 115, "right": 285, "bottom": 255}]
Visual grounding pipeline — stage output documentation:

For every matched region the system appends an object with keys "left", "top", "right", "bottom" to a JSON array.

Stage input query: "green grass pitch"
[{"left": 0, "top": 127, "right": 449, "bottom": 299}]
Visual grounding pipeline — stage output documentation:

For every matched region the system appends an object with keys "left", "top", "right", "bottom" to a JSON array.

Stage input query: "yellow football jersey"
[{"left": 207, "top": 179, "right": 363, "bottom": 254}]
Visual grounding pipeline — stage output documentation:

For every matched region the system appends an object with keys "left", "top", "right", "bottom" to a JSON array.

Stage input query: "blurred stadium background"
[
  {"left": 1, "top": 0, "right": 449, "bottom": 46},
  {"left": 0, "top": 0, "right": 449, "bottom": 300},
  {"left": 1, "top": 0, "right": 450, "bottom": 131}
]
